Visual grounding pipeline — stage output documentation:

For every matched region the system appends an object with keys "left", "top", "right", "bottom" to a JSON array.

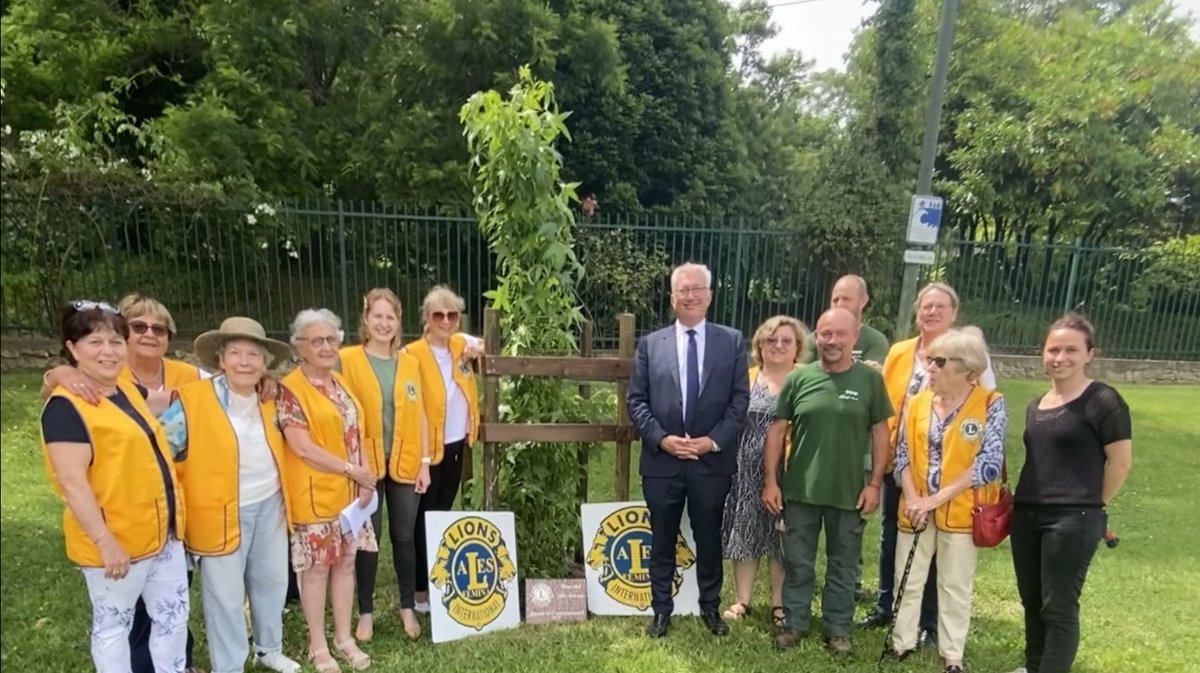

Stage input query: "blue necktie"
[{"left": 685, "top": 328, "right": 699, "bottom": 433}]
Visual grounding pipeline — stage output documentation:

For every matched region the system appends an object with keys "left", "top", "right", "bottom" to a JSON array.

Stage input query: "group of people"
[
  {"left": 38, "top": 262, "right": 1133, "bottom": 673},
  {"left": 629, "top": 264, "right": 1133, "bottom": 673},
  {"left": 40, "top": 287, "right": 481, "bottom": 673}
]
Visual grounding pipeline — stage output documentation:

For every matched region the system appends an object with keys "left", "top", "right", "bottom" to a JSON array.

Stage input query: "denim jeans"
[
  {"left": 875, "top": 473, "right": 938, "bottom": 629},
  {"left": 199, "top": 493, "right": 289, "bottom": 673},
  {"left": 1011, "top": 505, "right": 1105, "bottom": 673}
]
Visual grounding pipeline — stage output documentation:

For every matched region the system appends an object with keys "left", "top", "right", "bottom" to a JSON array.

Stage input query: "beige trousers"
[{"left": 892, "top": 527, "right": 978, "bottom": 661}]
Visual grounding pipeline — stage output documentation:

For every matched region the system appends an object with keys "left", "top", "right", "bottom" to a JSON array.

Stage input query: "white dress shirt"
[{"left": 675, "top": 319, "right": 706, "bottom": 423}]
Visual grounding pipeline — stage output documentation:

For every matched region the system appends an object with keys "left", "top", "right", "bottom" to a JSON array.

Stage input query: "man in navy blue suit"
[{"left": 627, "top": 262, "right": 750, "bottom": 638}]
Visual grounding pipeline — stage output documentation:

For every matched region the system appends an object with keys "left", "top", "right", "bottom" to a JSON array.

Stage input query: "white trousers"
[
  {"left": 81, "top": 538, "right": 189, "bottom": 673},
  {"left": 892, "top": 528, "right": 978, "bottom": 661},
  {"left": 200, "top": 494, "right": 290, "bottom": 673}
]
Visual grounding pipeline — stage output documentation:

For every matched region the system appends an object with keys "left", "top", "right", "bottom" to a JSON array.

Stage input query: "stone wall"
[
  {"left": 990, "top": 354, "right": 1200, "bottom": 384},
  {"left": 4, "top": 336, "right": 1198, "bottom": 384}
]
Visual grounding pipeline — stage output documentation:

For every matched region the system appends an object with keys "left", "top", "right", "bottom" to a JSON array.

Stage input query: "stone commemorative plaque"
[{"left": 524, "top": 579, "right": 588, "bottom": 625}]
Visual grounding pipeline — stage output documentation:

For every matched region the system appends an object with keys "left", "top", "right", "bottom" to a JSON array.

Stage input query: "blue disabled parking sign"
[{"left": 906, "top": 195, "right": 943, "bottom": 245}]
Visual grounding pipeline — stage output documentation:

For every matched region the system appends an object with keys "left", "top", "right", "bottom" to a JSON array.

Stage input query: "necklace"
[{"left": 130, "top": 359, "right": 164, "bottom": 387}]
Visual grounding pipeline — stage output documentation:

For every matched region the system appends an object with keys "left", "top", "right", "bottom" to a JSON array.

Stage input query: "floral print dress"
[{"left": 277, "top": 375, "right": 377, "bottom": 572}]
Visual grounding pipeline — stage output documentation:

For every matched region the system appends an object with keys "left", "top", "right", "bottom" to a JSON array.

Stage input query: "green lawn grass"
[{"left": 2, "top": 374, "right": 1197, "bottom": 672}]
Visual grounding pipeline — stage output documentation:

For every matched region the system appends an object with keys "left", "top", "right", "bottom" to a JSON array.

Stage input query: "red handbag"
[{"left": 971, "top": 461, "right": 1013, "bottom": 548}]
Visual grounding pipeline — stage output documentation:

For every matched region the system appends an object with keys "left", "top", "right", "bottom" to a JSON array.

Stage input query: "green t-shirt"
[
  {"left": 367, "top": 352, "right": 398, "bottom": 457},
  {"left": 772, "top": 362, "right": 894, "bottom": 510},
  {"left": 802, "top": 323, "right": 890, "bottom": 366}
]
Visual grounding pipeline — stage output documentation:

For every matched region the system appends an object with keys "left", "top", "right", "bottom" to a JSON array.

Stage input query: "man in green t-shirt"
[
  {"left": 801, "top": 274, "right": 890, "bottom": 368},
  {"left": 762, "top": 308, "right": 893, "bottom": 655}
]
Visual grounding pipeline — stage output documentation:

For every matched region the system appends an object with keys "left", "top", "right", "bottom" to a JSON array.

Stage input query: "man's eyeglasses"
[
  {"left": 129, "top": 321, "right": 170, "bottom": 338},
  {"left": 71, "top": 300, "right": 118, "bottom": 315},
  {"left": 431, "top": 311, "right": 460, "bottom": 322},
  {"left": 673, "top": 286, "right": 709, "bottom": 298}
]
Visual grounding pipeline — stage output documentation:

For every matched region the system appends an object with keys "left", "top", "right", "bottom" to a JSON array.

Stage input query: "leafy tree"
[{"left": 461, "top": 66, "right": 601, "bottom": 577}]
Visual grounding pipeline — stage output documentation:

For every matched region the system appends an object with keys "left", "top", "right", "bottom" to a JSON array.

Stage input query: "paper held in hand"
[{"left": 339, "top": 491, "right": 379, "bottom": 535}]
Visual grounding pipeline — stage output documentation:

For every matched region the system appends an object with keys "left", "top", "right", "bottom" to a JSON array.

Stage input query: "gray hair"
[
  {"left": 928, "top": 327, "right": 990, "bottom": 379},
  {"left": 290, "top": 308, "right": 345, "bottom": 346},
  {"left": 671, "top": 262, "right": 712, "bottom": 291},
  {"left": 216, "top": 338, "right": 269, "bottom": 362}
]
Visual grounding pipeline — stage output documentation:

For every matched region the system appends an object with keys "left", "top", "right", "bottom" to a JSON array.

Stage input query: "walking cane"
[{"left": 877, "top": 522, "right": 927, "bottom": 667}]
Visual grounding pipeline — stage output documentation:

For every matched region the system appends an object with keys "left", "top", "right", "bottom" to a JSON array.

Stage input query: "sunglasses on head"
[
  {"left": 431, "top": 310, "right": 460, "bottom": 322},
  {"left": 129, "top": 320, "right": 170, "bottom": 338},
  {"left": 71, "top": 300, "right": 119, "bottom": 315}
]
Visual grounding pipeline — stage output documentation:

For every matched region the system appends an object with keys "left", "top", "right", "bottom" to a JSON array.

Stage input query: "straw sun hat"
[{"left": 193, "top": 317, "right": 292, "bottom": 371}]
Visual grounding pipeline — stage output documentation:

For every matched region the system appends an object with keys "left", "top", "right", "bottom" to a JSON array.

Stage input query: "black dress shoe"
[
  {"left": 645, "top": 614, "right": 670, "bottom": 638},
  {"left": 701, "top": 611, "right": 730, "bottom": 636},
  {"left": 856, "top": 612, "right": 891, "bottom": 629}
]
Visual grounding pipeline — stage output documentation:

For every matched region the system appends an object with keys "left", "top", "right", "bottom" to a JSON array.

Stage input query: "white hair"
[
  {"left": 671, "top": 262, "right": 712, "bottom": 291},
  {"left": 216, "top": 338, "right": 269, "bottom": 360},
  {"left": 289, "top": 308, "right": 345, "bottom": 345}
]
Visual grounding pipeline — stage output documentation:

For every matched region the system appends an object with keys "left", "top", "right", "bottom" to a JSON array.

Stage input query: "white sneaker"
[
  {"left": 415, "top": 600, "right": 431, "bottom": 614},
  {"left": 255, "top": 650, "right": 301, "bottom": 673}
]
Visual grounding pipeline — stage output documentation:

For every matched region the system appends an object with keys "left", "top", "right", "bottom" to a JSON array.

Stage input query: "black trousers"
[
  {"left": 1011, "top": 505, "right": 1104, "bottom": 673},
  {"left": 876, "top": 473, "right": 938, "bottom": 629},
  {"left": 356, "top": 476, "right": 422, "bottom": 612},
  {"left": 413, "top": 440, "right": 466, "bottom": 594},
  {"left": 131, "top": 569, "right": 195, "bottom": 673},
  {"left": 643, "top": 465, "right": 732, "bottom": 615}
]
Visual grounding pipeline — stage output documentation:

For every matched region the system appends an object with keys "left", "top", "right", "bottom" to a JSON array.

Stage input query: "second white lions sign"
[
  {"left": 580, "top": 501, "right": 700, "bottom": 616},
  {"left": 425, "top": 511, "right": 520, "bottom": 643}
]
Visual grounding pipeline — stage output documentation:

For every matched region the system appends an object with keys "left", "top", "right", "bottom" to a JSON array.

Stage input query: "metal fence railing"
[{"left": 2, "top": 197, "right": 1197, "bottom": 360}]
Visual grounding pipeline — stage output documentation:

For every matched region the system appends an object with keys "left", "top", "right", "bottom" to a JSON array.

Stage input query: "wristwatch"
[
  {"left": 343, "top": 461, "right": 353, "bottom": 475},
  {"left": 711, "top": 441, "right": 722, "bottom": 453}
]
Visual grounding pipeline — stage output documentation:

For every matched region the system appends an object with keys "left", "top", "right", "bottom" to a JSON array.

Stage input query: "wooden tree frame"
[{"left": 476, "top": 308, "right": 637, "bottom": 509}]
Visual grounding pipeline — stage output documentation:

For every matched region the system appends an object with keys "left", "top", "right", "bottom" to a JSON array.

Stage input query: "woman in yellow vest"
[
  {"left": 889, "top": 328, "right": 1008, "bottom": 672},
  {"left": 40, "top": 294, "right": 208, "bottom": 399},
  {"left": 338, "top": 289, "right": 429, "bottom": 642},
  {"left": 278, "top": 308, "right": 378, "bottom": 672},
  {"left": 720, "top": 315, "right": 806, "bottom": 628},
  {"left": 403, "top": 285, "right": 482, "bottom": 612},
  {"left": 160, "top": 316, "right": 301, "bottom": 673},
  {"left": 40, "top": 301, "right": 189, "bottom": 672},
  {"left": 864, "top": 282, "right": 997, "bottom": 639}
]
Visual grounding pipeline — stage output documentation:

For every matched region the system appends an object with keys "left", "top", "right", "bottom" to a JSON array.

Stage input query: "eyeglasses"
[
  {"left": 304, "top": 335, "right": 340, "bottom": 348},
  {"left": 926, "top": 356, "right": 962, "bottom": 368},
  {"left": 431, "top": 311, "right": 460, "bottom": 322},
  {"left": 673, "top": 286, "right": 709, "bottom": 297},
  {"left": 765, "top": 337, "right": 795, "bottom": 347},
  {"left": 71, "top": 300, "right": 118, "bottom": 315},
  {"left": 129, "top": 321, "right": 170, "bottom": 338}
]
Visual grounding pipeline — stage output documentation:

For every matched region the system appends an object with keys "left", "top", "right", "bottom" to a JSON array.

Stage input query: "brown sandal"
[
  {"left": 721, "top": 602, "right": 752, "bottom": 620},
  {"left": 772, "top": 606, "right": 787, "bottom": 627}
]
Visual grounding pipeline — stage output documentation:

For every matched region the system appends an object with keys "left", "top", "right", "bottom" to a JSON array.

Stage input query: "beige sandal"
[
  {"left": 398, "top": 607, "right": 422, "bottom": 640},
  {"left": 308, "top": 648, "right": 341, "bottom": 673},
  {"left": 333, "top": 639, "right": 371, "bottom": 671},
  {"left": 355, "top": 613, "right": 374, "bottom": 642},
  {"left": 721, "top": 602, "right": 752, "bottom": 620}
]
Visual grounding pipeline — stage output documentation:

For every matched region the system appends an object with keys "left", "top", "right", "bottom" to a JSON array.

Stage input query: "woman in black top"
[{"left": 1008, "top": 314, "right": 1133, "bottom": 673}]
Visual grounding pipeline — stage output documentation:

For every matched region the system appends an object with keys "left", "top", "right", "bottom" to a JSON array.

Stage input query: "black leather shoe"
[
  {"left": 701, "top": 611, "right": 730, "bottom": 636},
  {"left": 645, "top": 614, "right": 670, "bottom": 638},
  {"left": 856, "top": 612, "right": 890, "bottom": 629}
]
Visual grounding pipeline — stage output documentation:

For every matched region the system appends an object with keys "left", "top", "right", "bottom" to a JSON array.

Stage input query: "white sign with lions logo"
[
  {"left": 580, "top": 501, "right": 700, "bottom": 616},
  {"left": 424, "top": 511, "right": 520, "bottom": 643}
]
